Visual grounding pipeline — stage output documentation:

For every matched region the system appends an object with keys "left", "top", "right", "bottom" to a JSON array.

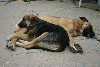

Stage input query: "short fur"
[
  {"left": 6, "top": 14, "right": 95, "bottom": 53},
  {"left": 38, "top": 16, "right": 95, "bottom": 37}
]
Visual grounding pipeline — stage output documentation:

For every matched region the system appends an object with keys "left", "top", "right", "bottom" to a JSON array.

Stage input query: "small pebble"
[
  {"left": 30, "top": 52, "right": 33, "bottom": 53},
  {"left": 6, "top": 62, "right": 9, "bottom": 64}
]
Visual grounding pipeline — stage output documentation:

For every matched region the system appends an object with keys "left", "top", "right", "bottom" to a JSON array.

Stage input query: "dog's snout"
[
  {"left": 89, "top": 33, "right": 95, "bottom": 36},
  {"left": 88, "top": 32, "right": 95, "bottom": 38}
]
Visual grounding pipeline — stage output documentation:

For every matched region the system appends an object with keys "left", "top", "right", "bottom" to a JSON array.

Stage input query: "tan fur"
[{"left": 38, "top": 16, "right": 92, "bottom": 37}]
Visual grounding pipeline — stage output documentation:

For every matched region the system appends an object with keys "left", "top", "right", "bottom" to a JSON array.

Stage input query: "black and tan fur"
[
  {"left": 6, "top": 14, "right": 95, "bottom": 53},
  {"left": 6, "top": 14, "right": 71, "bottom": 52}
]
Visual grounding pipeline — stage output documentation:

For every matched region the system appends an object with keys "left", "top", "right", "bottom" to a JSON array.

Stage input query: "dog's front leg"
[
  {"left": 6, "top": 33, "right": 24, "bottom": 51},
  {"left": 6, "top": 38, "right": 18, "bottom": 51},
  {"left": 6, "top": 33, "right": 30, "bottom": 51},
  {"left": 6, "top": 33, "right": 29, "bottom": 51},
  {"left": 6, "top": 28, "right": 28, "bottom": 50},
  {"left": 6, "top": 33, "right": 17, "bottom": 41},
  {"left": 68, "top": 32, "right": 83, "bottom": 54}
]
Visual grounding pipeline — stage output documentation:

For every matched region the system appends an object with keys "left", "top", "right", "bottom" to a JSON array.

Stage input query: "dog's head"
[
  {"left": 18, "top": 14, "right": 37, "bottom": 28},
  {"left": 80, "top": 17, "right": 95, "bottom": 38}
]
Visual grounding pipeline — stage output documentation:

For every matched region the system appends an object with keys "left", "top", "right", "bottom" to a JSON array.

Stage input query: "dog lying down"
[{"left": 6, "top": 14, "right": 96, "bottom": 53}]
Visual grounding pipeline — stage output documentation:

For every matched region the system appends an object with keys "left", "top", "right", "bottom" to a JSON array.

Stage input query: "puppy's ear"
[
  {"left": 79, "top": 17, "right": 88, "bottom": 22},
  {"left": 18, "top": 19, "right": 27, "bottom": 28},
  {"left": 18, "top": 21, "right": 26, "bottom": 28},
  {"left": 31, "top": 16, "right": 37, "bottom": 23}
]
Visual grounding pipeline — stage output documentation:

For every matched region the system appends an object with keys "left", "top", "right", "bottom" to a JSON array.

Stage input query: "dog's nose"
[
  {"left": 88, "top": 32, "right": 95, "bottom": 38},
  {"left": 92, "top": 32, "right": 95, "bottom": 36}
]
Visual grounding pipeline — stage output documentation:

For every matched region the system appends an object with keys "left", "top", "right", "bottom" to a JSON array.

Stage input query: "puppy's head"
[
  {"left": 18, "top": 14, "right": 37, "bottom": 28},
  {"left": 79, "top": 17, "right": 95, "bottom": 38}
]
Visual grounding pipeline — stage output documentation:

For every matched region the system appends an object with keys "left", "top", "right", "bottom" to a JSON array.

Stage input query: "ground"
[{"left": 0, "top": 0, "right": 100, "bottom": 67}]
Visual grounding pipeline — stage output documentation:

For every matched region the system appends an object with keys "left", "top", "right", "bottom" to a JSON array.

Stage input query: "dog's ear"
[
  {"left": 31, "top": 16, "right": 37, "bottom": 23},
  {"left": 79, "top": 17, "right": 88, "bottom": 22},
  {"left": 18, "top": 20, "right": 27, "bottom": 28}
]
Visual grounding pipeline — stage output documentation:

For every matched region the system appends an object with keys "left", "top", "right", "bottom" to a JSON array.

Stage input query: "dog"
[
  {"left": 6, "top": 14, "right": 83, "bottom": 53},
  {"left": 38, "top": 16, "right": 95, "bottom": 38}
]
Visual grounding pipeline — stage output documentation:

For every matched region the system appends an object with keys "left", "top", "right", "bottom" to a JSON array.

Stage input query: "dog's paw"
[
  {"left": 6, "top": 41, "right": 11, "bottom": 49},
  {"left": 10, "top": 46, "right": 15, "bottom": 51},
  {"left": 69, "top": 44, "right": 83, "bottom": 54},
  {"left": 74, "top": 44, "right": 83, "bottom": 54},
  {"left": 6, "top": 42, "right": 15, "bottom": 51},
  {"left": 69, "top": 46, "right": 78, "bottom": 53},
  {"left": 6, "top": 45, "right": 11, "bottom": 49},
  {"left": 6, "top": 45, "right": 15, "bottom": 51}
]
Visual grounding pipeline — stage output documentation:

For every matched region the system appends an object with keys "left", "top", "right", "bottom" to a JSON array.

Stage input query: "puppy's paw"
[
  {"left": 10, "top": 46, "right": 15, "bottom": 51},
  {"left": 6, "top": 45, "right": 11, "bottom": 49},
  {"left": 6, "top": 41, "right": 15, "bottom": 51},
  {"left": 6, "top": 41, "right": 11, "bottom": 49}
]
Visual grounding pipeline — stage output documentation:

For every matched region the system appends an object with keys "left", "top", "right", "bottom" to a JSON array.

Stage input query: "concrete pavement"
[{"left": 0, "top": 0, "right": 100, "bottom": 67}]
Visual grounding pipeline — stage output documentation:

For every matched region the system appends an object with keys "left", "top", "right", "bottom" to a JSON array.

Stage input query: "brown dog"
[
  {"left": 6, "top": 14, "right": 95, "bottom": 53},
  {"left": 38, "top": 16, "right": 95, "bottom": 37}
]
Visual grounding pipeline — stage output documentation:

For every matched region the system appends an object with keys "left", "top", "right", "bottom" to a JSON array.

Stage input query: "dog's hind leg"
[
  {"left": 15, "top": 32, "right": 50, "bottom": 48},
  {"left": 16, "top": 42, "right": 33, "bottom": 48},
  {"left": 16, "top": 32, "right": 60, "bottom": 51}
]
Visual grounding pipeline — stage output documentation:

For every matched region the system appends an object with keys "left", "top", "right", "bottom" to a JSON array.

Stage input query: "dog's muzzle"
[{"left": 82, "top": 26, "right": 95, "bottom": 38}]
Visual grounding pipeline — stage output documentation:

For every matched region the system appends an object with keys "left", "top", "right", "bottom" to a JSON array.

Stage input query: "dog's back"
[{"left": 27, "top": 17, "right": 69, "bottom": 51}]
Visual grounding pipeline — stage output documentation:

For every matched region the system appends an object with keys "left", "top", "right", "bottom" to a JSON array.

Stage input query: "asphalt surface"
[{"left": 0, "top": 0, "right": 100, "bottom": 67}]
